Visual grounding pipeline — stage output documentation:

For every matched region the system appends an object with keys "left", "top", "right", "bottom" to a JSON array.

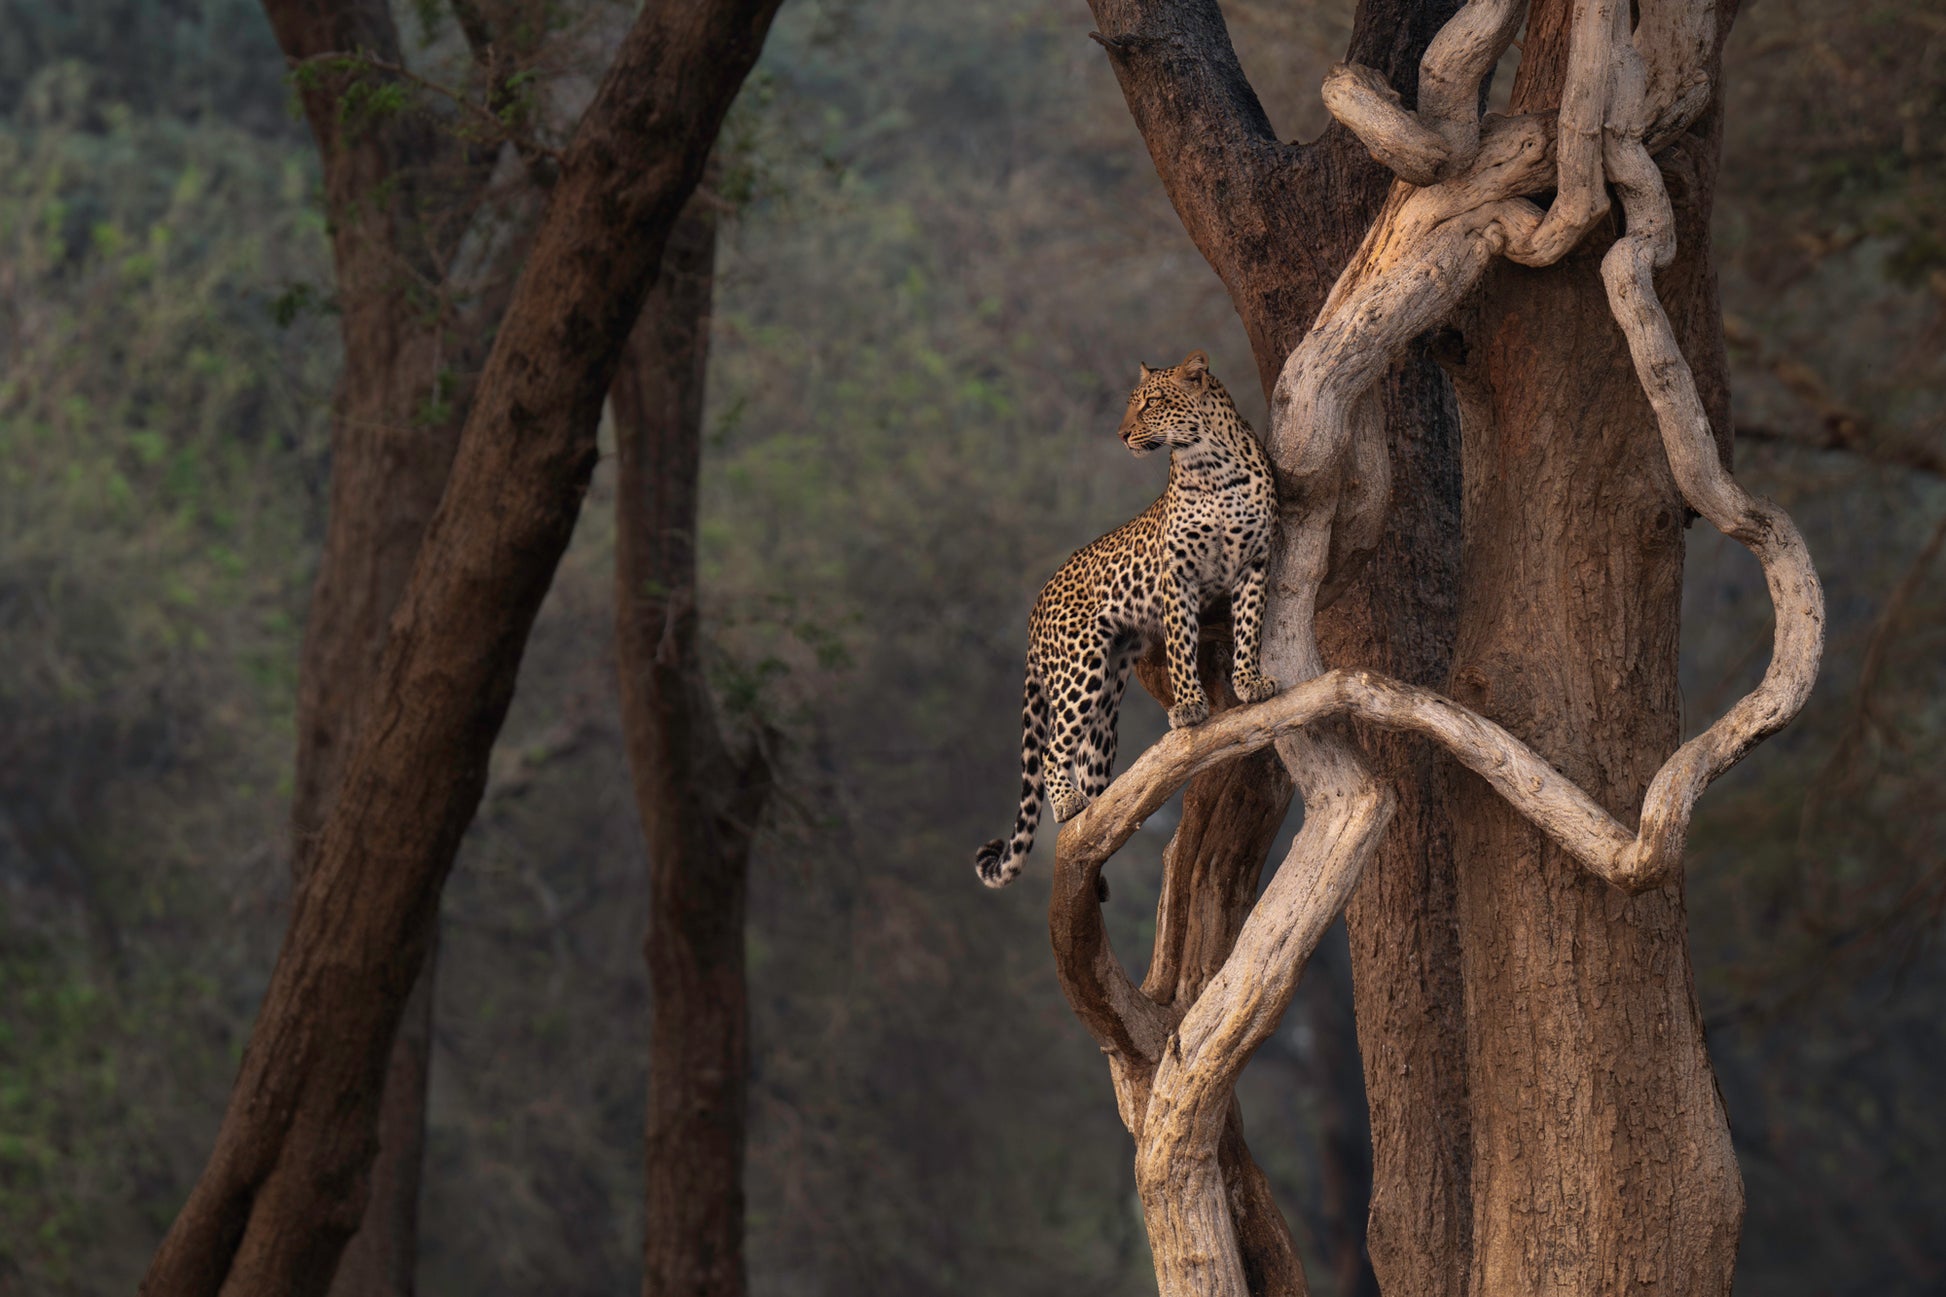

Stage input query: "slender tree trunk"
[
  {"left": 139, "top": 5, "right": 784, "bottom": 1291},
  {"left": 1438, "top": 8, "right": 1744, "bottom": 1289},
  {"left": 610, "top": 185, "right": 770, "bottom": 1297}
]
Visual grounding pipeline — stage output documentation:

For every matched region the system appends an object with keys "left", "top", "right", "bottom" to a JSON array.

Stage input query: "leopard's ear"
[
  {"left": 1138, "top": 362, "right": 1156, "bottom": 380},
  {"left": 1178, "top": 349, "right": 1210, "bottom": 391}
]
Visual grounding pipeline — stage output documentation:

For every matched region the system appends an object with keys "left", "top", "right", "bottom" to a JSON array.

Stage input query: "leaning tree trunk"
[
  {"left": 138, "top": 3, "right": 784, "bottom": 1292},
  {"left": 611, "top": 184, "right": 771, "bottom": 1297},
  {"left": 271, "top": 6, "right": 457, "bottom": 1291},
  {"left": 1049, "top": 0, "right": 1824, "bottom": 1294},
  {"left": 263, "top": 0, "right": 538, "bottom": 1286}
]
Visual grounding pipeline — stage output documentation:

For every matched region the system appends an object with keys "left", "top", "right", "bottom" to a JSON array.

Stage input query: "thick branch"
[
  {"left": 1327, "top": 0, "right": 1525, "bottom": 184},
  {"left": 1264, "top": 128, "right": 1551, "bottom": 592},
  {"left": 1416, "top": 0, "right": 1528, "bottom": 165},
  {"left": 1322, "top": 62, "right": 1450, "bottom": 186},
  {"left": 1057, "top": 665, "right": 1716, "bottom": 908}
]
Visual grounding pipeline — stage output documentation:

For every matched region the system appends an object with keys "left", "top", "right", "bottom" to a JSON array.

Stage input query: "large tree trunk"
[
  {"left": 1437, "top": 8, "right": 1744, "bottom": 1290},
  {"left": 139, "top": 4, "right": 784, "bottom": 1292},
  {"left": 611, "top": 186, "right": 770, "bottom": 1297},
  {"left": 1084, "top": 2, "right": 1467, "bottom": 1290}
]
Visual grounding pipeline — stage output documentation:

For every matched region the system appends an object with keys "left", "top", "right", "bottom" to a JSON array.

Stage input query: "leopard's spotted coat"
[{"left": 975, "top": 351, "right": 1278, "bottom": 888}]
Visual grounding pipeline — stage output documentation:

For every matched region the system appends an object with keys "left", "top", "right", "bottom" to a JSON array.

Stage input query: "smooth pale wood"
[
  {"left": 1329, "top": 0, "right": 1528, "bottom": 183},
  {"left": 1322, "top": 62, "right": 1451, "bottom": 185},
  {"left": 1057, "top": 656, "right": 1781, "bottom": 907},
  {"left": 1416, "top": 0, "right": 1528, "bottom": 166},
  {"left": 1598, "top": 117, "right": 1824, "bottom": 894}
]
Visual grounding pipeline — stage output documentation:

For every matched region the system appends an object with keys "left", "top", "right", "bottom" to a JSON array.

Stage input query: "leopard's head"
[{"left": 1118, "top": 350, "right": 1219, "bottom": 458}]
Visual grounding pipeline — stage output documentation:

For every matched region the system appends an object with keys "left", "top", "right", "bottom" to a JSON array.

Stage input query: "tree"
[
  {"left": 611, "top": 180, "right": 772, "bottom": 1297},
  {"left": 262, "top": 1, "right": 538, "bottom": 1287},
  {"left": 1051, "top": 1, "right": 1824, "bottom": 1293},
  {"left": 138, "top": 2, "right": 785, "bottom": 1291}
]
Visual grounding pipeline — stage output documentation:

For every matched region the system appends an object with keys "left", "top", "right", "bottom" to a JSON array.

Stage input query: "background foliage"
[{"left": 0, "top": 0, "right": 1940, "bottom": 1292}]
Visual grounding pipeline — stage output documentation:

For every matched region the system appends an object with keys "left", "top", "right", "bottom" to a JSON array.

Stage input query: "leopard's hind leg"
[{"left": 1079, "top": 644, "right": 1136, "bottom": 800}]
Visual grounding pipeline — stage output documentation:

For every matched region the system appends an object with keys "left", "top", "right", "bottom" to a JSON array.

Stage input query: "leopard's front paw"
[
  {"left": 1233, "top": 671, "right": 1279, "bottom": 705},
  {"left": 1051, "top": 787, "right": 1090, "bottom": 822},
  {"left": 1167, "top": 695, "right": 1210, "bottom": 729}
]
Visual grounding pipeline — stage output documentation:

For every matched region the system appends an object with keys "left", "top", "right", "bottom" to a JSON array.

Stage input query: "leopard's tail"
[{"left": 975, "top": 669, "right": 1047, "bottom": 888}]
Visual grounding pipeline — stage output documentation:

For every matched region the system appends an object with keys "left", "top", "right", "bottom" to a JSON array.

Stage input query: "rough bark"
[
  {"left": 270, "top": 0, "right": 468, "bottom": 886},
  {"left": 1441, "top": 16, "right": 1744, "bottom": 1288},
  {"left": 611, "top": 187, "right": 770, "bottom": 1297},
  {"left": 1085, "top": 2, "right": 1467, "bottom": 1290},
  {"left": 1443, "top": 263, "right": 1723, "bottom": 1295},
  {"left": 139, "top": 4, "right": 784, "bottom": 1293},
  {"left": 1320, "top": 344, "right": 1466, "bottom": 1297}
]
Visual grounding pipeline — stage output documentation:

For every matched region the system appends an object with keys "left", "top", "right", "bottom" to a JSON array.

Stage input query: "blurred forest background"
[{"left": 1, "top": 0, "right": 1941, "bottom": 1293}]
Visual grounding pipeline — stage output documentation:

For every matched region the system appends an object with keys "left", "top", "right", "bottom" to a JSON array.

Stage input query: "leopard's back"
[{"left": 1027, "top": 497, "right": 1169, "bottom": 668}]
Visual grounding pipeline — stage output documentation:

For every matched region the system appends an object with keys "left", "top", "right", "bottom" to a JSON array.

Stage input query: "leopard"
[{"left": 975, "top": 350, "right": 1279, "bottom": 889}]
